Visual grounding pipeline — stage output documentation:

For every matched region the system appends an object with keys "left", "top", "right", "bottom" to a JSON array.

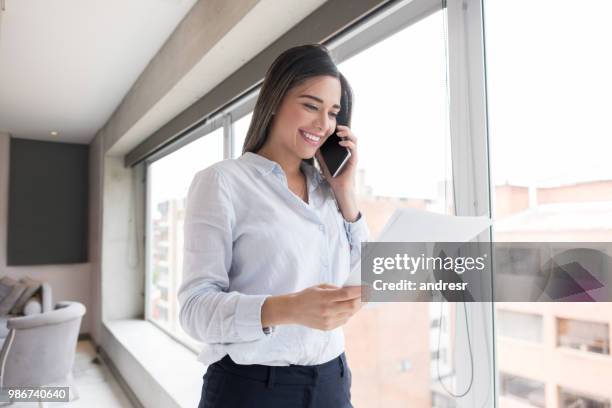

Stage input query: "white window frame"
[{"left": 446, "top": 0, "right": 496, "bottom": 407}]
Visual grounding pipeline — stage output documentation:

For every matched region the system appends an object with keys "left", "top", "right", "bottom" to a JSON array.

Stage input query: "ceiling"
[{"left": 0, "top": 0, "right": 198, "bottom": 144}]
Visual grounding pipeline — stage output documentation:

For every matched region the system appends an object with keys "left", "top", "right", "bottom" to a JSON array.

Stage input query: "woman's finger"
[
  {"left": 336, "top": 126, "right": 357, "bottom": 143},
  {"left": 339, "top": 140, "right": 356, "bottom": 150}
]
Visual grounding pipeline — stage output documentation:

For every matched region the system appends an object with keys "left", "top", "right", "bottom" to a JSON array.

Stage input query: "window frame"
[{"left": 445, "top": 0, "right": 495, "bottom": 407}]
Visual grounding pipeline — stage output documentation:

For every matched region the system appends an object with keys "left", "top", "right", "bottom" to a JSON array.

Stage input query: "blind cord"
[{"left": 435, "top": 0, "right": 475, "bottom": 399}]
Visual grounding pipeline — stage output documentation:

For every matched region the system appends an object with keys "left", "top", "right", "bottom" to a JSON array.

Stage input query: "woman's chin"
[
  {"left": 301, "top": 151, "right": 317, "bottom": 160},
  {"left": 294, "top": 147, "right": 317, "bottom": 160}
]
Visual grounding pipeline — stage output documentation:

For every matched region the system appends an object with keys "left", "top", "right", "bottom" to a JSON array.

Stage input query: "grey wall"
[
  {"left": 0, "top": 132, "right": 92, "bottom": 334},
  {"left": 7, "top": 138, "right": 89, "bottom": 265}
]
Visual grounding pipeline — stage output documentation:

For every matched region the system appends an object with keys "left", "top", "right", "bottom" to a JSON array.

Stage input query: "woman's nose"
[{"left": 314, "top": 113, "right": 329, "bottom": 134}]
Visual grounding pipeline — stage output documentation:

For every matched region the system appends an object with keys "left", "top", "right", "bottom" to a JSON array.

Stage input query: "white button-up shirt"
[{"left": 178, "top": 152, "right": 369, "bottom": 366}]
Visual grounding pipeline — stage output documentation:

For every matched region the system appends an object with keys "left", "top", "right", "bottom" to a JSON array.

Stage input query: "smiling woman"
[
  {"left": 177, "top": 44, "right": 368, "bottom": 408},
  {"left": 258, "top": 76, "right": 342, "bottom": 188}
]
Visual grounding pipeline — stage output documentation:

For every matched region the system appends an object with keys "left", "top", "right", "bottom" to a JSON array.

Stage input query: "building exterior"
[
  {"left": 495, "top": 180, "right": 612, "bottom": 408},
  {"left": 151, "top": 197, "right": 186, "bottom": 335},
  {"left": 346, "top": 174, "right": 612, "bottom": 407}
]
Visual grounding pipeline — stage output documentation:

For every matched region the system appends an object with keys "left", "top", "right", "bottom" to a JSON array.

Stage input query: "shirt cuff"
[
  {"left": 343, "top": 212, "right": 370, "bottom": 247},
  {"left": 234, "top": 294, "right": 272, "bottom": 341}
]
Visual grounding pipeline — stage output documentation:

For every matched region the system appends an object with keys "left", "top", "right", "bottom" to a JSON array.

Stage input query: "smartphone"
[
  {"left": 320, "top": 90, "right": 351, "bottom": 178},
  {"left": 319, "top": 129, "right": 351, "bottom": 178}
]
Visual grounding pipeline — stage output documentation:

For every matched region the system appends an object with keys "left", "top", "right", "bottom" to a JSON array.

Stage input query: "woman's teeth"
[{"left": 301, "top": 130, "right": 321, "bottom": 144}]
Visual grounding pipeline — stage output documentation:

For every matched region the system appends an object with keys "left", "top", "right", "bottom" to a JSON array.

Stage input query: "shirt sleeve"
[
  {"left": 177, "top": 167, "right": 272, "bottom": 344},
  {"left": 343, "top": 212, "right": 370, "bottom": 277}
]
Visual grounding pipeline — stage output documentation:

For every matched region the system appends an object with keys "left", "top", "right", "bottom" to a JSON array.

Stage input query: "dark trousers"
[{"left": 198, "top": 353, "right": 353, "bottom": 407}]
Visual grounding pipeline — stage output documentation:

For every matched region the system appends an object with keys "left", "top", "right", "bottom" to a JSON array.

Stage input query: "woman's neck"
[{"left": 256, "top": 144, "right": 303, "bottom": 179}]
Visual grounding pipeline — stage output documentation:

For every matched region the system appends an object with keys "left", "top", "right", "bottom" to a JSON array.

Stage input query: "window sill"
[
  {"left": 104, "top": 319, "right": 204, "bottom": 408},
  {"left": 556, "top": 345, "right": 611, "bottom": 361}
]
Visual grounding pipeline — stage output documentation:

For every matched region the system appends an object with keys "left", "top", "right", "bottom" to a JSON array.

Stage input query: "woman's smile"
[{"left": 299, "top": 128, "right": 324, "bottom": 146}]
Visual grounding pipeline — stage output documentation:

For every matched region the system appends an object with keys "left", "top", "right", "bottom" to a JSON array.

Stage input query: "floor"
[{"left": 10, "top": 340, "right": 135, "bottom": 407}]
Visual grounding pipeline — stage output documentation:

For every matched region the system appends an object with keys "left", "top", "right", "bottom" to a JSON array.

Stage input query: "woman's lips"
[{"left": 299, "top": 129, "right": 322, "bottom": 146}]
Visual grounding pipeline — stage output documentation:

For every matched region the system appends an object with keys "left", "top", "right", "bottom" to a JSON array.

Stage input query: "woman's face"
[{"left": 266, "top": 75, "right": 342, "bottom": 161}]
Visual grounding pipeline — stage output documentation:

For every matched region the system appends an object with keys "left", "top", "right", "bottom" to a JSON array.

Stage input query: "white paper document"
[{"left": 343, "top": 208, "right": 492, "bottom": 286}]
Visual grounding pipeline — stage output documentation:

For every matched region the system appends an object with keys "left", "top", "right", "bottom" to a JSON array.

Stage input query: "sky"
[
  {"left": 484, "top": 0, "right": 612, "bottom": 186},
  {"left": 149, "top": 0, "right": 612, "bottom": 207}
]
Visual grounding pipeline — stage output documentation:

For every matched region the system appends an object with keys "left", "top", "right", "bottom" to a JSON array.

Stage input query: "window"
[
  {"left": 485, "top": 0, "right": 612, "bottom": 234},
  {"left": 146, "top": 127, "right": 224, "bottom": 348},
  {"left": 484, "top": 0, "right": 612, "bottom": 406},
  {"left": 498, "top": 310, "right": 543, "bottom": 343},
  {"left": 138, "top": 0, "right": 612, "bottom": 405},
  {"left": 232, "top": 112, "right": 253, "bottom": 158},
  {"left": 432, "top": 391, "right": 456, "bottom": 408},
  {"left": 336, "top": 5, "right": 459, "bottom": 406},
  {"left": 431, "top": 316, "right": 446, "bottom": 330},
  {"left": 499, "top": 373, "right": 545, "bottom": 408},
  {"left": 338, "top": 14, "right": 454, "bottom": 237},
  {"left": 559, "top": 387, "right": 611, "bottom": 408},
  {"left": 558, "top": 318, "right": 610, "bottom": 355},
  {"left": 431, "top": 349, "right": 448, "bottom": 363}
]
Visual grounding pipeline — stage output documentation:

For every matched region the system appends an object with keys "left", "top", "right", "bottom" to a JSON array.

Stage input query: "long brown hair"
[{"left": 242, "top": 44, "right": 353, "bottom": 166}]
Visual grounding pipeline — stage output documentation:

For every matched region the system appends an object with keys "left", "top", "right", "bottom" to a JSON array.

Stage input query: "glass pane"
[
  {"left": 338, "top": 9, "right": 457, "bottom": 407},
  {"left": 557, "top": 318, "right": 609, "bottom": 355},
  {"left": 484, "top": 0, "right": 612, "bottom": 407},
  {"left": 233, "top": 112, "right": 253, "bottom": 158},
  {"left": 498, "top": 310, "right": 543, "bottom": 343},
  {"left": 559, "top": 387, "right": 611, "bottom": 408},
  {"left": 500, "top": 372, "right": 545, "bottom": 408},
  {"left": 147, "top": 127, "right": 224, "bottom": 347}
]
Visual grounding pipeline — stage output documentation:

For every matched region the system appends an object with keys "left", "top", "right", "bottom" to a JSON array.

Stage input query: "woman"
[{"left": 178, "top": 44, "right": 369, "bottom": 408}]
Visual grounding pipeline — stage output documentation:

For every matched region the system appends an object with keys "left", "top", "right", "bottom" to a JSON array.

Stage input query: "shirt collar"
[
  {"left": 240, "top": 151, "right": 279, "bottom": 176},
  {"left": 240, "top": 152, "right": 325, "bottom": 192}
]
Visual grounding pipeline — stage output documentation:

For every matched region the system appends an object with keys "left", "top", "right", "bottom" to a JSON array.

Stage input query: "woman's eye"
[{"left": 304, "top": 103, "right": 338, "bottom": 118}]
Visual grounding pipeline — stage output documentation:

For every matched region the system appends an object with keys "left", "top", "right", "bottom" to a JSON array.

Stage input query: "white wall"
[
  {"left": 0, "top": 132, "right": 92, "bottom": 335},
  {"left": 100, "top": 156, "right": 145, "bottom": 323}
]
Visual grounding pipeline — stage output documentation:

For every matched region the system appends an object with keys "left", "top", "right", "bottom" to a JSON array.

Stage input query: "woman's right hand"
[
  {"left": 262, "top": 283, "right": 365, "bottom": 331},
  {"left": 290, "top": 283, "right": 364, "bottom": 330}
]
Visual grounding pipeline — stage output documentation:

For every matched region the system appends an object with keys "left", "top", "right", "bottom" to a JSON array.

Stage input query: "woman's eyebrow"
[{"left": 298, "top": 94, "right": 341, "bottom": 110}]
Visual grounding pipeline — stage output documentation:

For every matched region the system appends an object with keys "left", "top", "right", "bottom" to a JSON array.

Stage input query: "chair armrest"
[
  {"left": 40, "top": 282, "right": 53, "bottom": 313},
  {"left": 7, "top": 302, "right": 86, "bottom": 330}
]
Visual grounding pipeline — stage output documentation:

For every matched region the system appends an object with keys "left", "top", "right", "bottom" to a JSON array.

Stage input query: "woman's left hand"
[{"left": 315, "top": 125, "right": 360, "bottom": 222}]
